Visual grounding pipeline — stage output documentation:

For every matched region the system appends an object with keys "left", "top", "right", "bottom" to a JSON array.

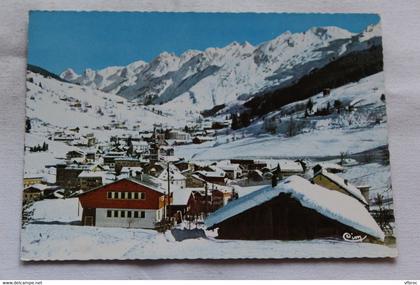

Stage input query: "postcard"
[{"left": 21, "top": 11, "right": 396, "bottom": 260}]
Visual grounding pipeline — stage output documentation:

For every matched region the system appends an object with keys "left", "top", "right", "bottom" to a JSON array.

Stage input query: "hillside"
[{"left": 175, "top": 72, "right": 388, "bottom": 160}]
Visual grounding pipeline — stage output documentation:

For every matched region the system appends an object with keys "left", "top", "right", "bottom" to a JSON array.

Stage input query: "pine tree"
[
  {"left": 231, "top": 113, "right": 239, "bottom": 130},
  {"left": 334, "top": 100, "right": 342, "bottom": 113},
  {"left": 276, "top": 163, "right": 281, "bottom": 175},
  {"left": 25, "top": 118, "right": 31, "bottom": 133},
  {"left": 127, "top": 136, "right": 133, "bottom": 156},
  {"left": 380, "top": 94, "right": 386, "bottom": 102},
  {"left": 287, "top": 116, "right": 297, "bottom": 137},
  {"left": 306, "top": 98, "right": 313, "bottom": 112},
  {"left": 271, "top": 173, "right": 278, "bottom": 187},
  {"left": 240, "top": 112, "right": 251, "bottom": 128},
  {"left": 22, "top": 200, "right": 34, "bottom": 229}
]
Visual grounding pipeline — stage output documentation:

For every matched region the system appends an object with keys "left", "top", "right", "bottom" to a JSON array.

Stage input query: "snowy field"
[
  {"left": 175, "top": 125, "right": 388, "bottom": 160},
  {"left": 21, "top": 224, "right": 396, "bottom": 260}
]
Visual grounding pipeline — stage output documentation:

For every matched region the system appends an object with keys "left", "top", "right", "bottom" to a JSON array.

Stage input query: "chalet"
[
  {"left": 186, "top": 186, "right": 231, "bottom": 219},
  {"left": 85, "top": 151, "right": 96, "bottom": 162},
  {"left": 217, "top": 161, "right": 242, "bottom": 179},
  {"left": 185, "top": 174, "right": 206, "bottom": 188},
  {"left": 186, "top": 189, "right": 213, "bottom": 219},
  {"left": 205, "top": 176, "right": 384, "bottom": 241},
  {"left": 56, "top": 163, "right": 91, "bottom": 190},
  {"left": 312, "top": 163, "right": 344, "bottom": 174},
  {"left": 262, "top": 159, "right": 305, "bottom": 177},
  {"left": 230, "top": 159, "right": 266, "bottom": 174},
  {"left": 66, "top": 150, "right": 85, "bottom": 163},
  {"left": 78, "top": 171, "right": 104, "bottom": 191},
  {"left": 159, "top": 146, "right": 175, "bottom": 157},
  {"left": 169, "top": 188, "right": 195, "bottom": 220},
  {"left": 102, "top": 151, "right": 126, "bottom": 167},
  {"left": 174, "top": 161, "right": 191, "bottom": 172},
  {"left": 194, "top": 166, "right": 226, "bottom": 185},
  {"left": 53, "top": 131, "right": 76, "bottom": 142},
  {"left": 23, "top": 185, "right": 45, "bottom": 202},
  {"left": 23, "top": 173, "right": 43, "bottom": 188},
  {"left": 168, "top": 130, "right": 191, "bottom": 141},
  {"left": 132, "top": 141, "right": 149, "bottom": 154},
  {"left": 114, "top": 157, "right": 143, "bottom": 172},
  {"left": 83, "top": 133, "right": 96, "bottom": 146},
  {"left": 78, "top": 178, "right": 167, "bottom": 229},
  {"left": 157, "top": 165, "right": 186, "bottom": 189},
  {"left": 117, "top": 167, "right": 143, "bottom": 180},
  {"left": 139, "top": 132, "right": 154, "bottom": 143},
  {"left": 248, "top": 170, "right": 264, "bottom": 182},
  {"left": 192, "top": 136, "right": 214, "bottom": 144},
  {"left": 23, "top": 184, "right": 60, "bottom": 201},
  {"left": 148, "top": 143, "right": 160, "bottom": 162},
  {"left": 312, "top": 168, "right": 369, "bottom": 206}
]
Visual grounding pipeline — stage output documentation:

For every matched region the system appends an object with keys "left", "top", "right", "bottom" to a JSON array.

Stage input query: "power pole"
[
  {"left": 204, "top": 183, "right": 208, "bottom": 219},
  {"left": 166, "top": 163, "right": 171, "bottom": 221}
]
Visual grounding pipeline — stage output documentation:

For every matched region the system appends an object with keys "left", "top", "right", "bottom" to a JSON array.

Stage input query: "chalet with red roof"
[{"left": 78, "top": 178, "right": 167, "bottom": 229}]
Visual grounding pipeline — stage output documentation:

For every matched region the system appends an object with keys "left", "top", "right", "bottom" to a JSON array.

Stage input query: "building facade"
[{"left": 78, "top": 178, "right": 166, "bottom": 229}]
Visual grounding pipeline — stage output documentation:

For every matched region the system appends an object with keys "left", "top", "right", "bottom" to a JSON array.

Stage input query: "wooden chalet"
[{"left": 205, "top": 176, "right": 384, "bottom": 242}]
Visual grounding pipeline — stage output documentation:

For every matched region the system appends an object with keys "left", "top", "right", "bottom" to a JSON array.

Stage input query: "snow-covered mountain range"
[{"left": 60, "top": 24, "right": 382, "bottom": 111}]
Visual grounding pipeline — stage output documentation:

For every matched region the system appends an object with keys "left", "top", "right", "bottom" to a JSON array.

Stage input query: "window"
[
  {"left": 113, "top": 210, "right": 119, "bottom": 218},
  {"left": 120, "top": 211, "right": 125, "bottom": 218},
  {"left": 107, "top": 210, "right": 112, "bottom": 217},
  {"left": 140, "top": 192, "right": 146, "bottom": 200},
  {"left": 133, "top": 211, "right": 139, "bottom": 218},
  {"left": 113, "top": 192, "right": 118, "bottom": 199},
  {"left": 127, "top": 192, "right": 132, "bottom": 200},
  {"left": 133, "top": 193, "right": 139, "bottom": 199},
  {"left": 140, "top": 211, "right": 145, "bottom": 218},
  {"left": 127, "top": 211, "right": 132, "bottom": 218},
  {"left": 107, "top": 192, "right": 112, "bottom": 199},
  {"left": 121, "top": 192, "right": 126, "bottom": 199}
]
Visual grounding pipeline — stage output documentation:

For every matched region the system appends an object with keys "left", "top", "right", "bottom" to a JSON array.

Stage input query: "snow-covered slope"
[
  {"left": 61, "top": 24, "right": 382, "bottom": 111},
  {"left": 26, "top": 70, "right": 194, "bottom": 131},
  {"left": 175, "top": 71, "right": 388, "bottom": 160}
]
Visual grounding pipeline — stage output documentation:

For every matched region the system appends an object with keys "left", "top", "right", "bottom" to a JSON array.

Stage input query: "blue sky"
[{"left": 28, "top": 12, "right": 380, "bottom": 75}]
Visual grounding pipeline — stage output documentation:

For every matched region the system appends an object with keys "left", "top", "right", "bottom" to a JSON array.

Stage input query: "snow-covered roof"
[
  {"left": 132, "top": 141, "right": 149, "bottom": 146},
  {"left": 160, "top": 155, "right": 181, "bottom": 162},
  {"left": 79, "top": 177, "right": 166, "bottom": 196},
  {"left": 121, "top": 166, "right": 143, "bottom": 174},
  {"left": 24, "top": 183, "right": 49, "bottom": 191},
  {"left": 158, "top": 165, "right": 186, "bottom": 181},
  {"left": 24, "top": 173, "right": 43, "bottom": 179},
  {"left": 196, "top": 169, "right": 225, "bottom": 178},
  {"left": 78, "top": 171, "right": 105, "bottom": 178},
  {"left": 217, "top": 161, "right": 241, "bottom": 171},
  {"left": 66, "top": 150, "right": 85, "bottom": 155},
  {"left": 260, "top": 159, "right": 304, "bottom": 173},
  {"left": 316, "top": 162, "right": 344, "bottom": 172},
  {"left": 194, "top": 136, "right": 215, "bottom": 141},
  {"left": 205, "top": 176, "right": 384, "bottom": 241},
  {"left": 318, "top": 169, "right": 368, "bottom": 205},
  {"left": 172, "top": 188, "right": 194, "bottom": 206}
]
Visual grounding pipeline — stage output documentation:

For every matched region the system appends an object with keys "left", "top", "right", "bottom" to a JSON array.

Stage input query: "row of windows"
[
  {"left": 106, "top": 210, "right": 145, "bottom": 218},
  {"left": 107, "top": 191, "right": 145, "bottom": 200}
]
